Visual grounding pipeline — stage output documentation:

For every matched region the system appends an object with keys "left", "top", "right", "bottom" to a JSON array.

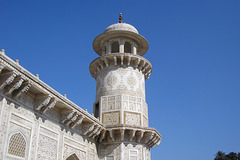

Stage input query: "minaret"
[{"left": 90, "top": 14, "right": 161, "bottom": 160}]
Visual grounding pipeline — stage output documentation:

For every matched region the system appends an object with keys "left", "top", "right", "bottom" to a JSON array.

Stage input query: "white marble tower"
[{"left": 90, "top": 14, "right": 161, "bottom": 160}]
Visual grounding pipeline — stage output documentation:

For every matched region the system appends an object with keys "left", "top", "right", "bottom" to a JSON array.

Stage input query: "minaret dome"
[{"left": 93, "top": 21, "right": 149, "bottom": 56}]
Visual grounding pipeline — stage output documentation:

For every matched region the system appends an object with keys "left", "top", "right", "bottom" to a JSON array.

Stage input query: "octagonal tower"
[{"left": 90, "top": 14, "right": 161, "bottom": 160}]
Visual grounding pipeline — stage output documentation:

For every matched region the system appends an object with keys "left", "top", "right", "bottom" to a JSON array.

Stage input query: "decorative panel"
[
  {"left": 37, "top": 134, "right": 58, "bottom": 160},
  {"left": 102, "top": 111, "right": 120, "bottom": 125},
  {"left": 130, "top": 150, "right": 138, "bottom": 160},
  {"left": 63, "top": 144, "right": 86, "bottom": 160},
  {"left": 124, "top": 144, "right": 142, "bottom": 160},
  {"left": 124, "top": 112, "right": 141, "bottom": 126},
  {"left": 96, "top": 67, "right": 145, "bottom": 100},
  {"left": 7, "top": 114, "right": 32, "bottom": 160},
  {"left": 101, "top": 94, "right": 145, "bottom": 113}
]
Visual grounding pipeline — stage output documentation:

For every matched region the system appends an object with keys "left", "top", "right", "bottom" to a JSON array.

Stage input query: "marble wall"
[{"left": 0, "top": 94, "right": 98, "bottom": 160}]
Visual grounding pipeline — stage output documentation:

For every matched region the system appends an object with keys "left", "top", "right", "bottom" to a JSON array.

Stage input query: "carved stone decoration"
[
  {"left": 37, "top": 134, "right": 58, "bottom": 160},
  {"left": 102, "top": 111, "right": 120, "bottom": 125},
  {"left": 0, "top": 63, "right": 5, "bottom": 73},
  {"left": 83, "top": 123, "right": 95, "bottom": 136},
  {"left": 41, "top": 98, "right": 57, "bottom": 114},
  {"left": 88, "top": 125, "right": 100, "bottom": 138},
  {"left": 12, "top": 81, "right": 32, "bottom": 98},
  {"left": 61, "top": 111, "right": 91, "bottom": 132},
  {"left": 120, "top": 129, "right": 125, "bottom": 141},
  {"left": 34, "top": 95, "right": 52, "bottom": 112},
  {"left": 108, "top": 129, "right": 114, "bottom": 142},
  {"left": 127, "top": 75, "right": 136, "bottom": 86},
  {"left": 99, "top": 126, "right": 162, "bottom": 148},
  {"left": 94, "top": 127, "right": 102, "bottom": 138},
  {"left": 136, "top": 130, "right": 144, "bottom": 143},
  {"left": 89, "top": 53, "right": 152, "bottom": 80},
  {"left": 63, "top": 144, "right": 86, "bottom": 160},
  {"left": 107, "top": 74, "right": 117, "bottom": 87},
  {"left": 99, "top": 130, "right": 106, "bottom": 142},
  {"left": 91, "top": 127, "right": 102, "bottom": 139},
  {"left": 142, "top": 132, "right": 155, "bottom": 144},
  {"left": 124, "top": 112, "right": 141, "bottom": 126},
  {"left": 62, "top": 111, "right": 75, "bottom": 125},
  {"left": 129, "top": 129, "right": 136, "bottom": 141},
  {"left": 5, "top": 76, "right": 24, "bottom": 96},
  {"left": 69, "top": 115, "right": 84, "bottom": 129},
  {"left": 0, "top": 71, "right": 17, "bottom": 90}
]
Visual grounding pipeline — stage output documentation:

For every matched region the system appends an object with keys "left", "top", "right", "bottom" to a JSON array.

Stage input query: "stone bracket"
[
  {"left": 108, "top": 129, "right": 114, "bottom": 142},
  {"left": 5, "top": 76, "right": 24, "bottom": 96},
  {"left": 69, "top": 115, "right": 85, "bottom": 129},
  {"left": 88, "top": 126, "right": 100, "bottom": 138},
  {"left": 99, "top": 130, "right": 106, "bottom": 142},
  {"left": 12, "top": 81, "right": 32, "bottom": 98},
  {"left": 120, "top": 129, "right": 125, "bottom": 141},
  {"left": 129, "top": 129, "right": 136, "bottom": 141},
  {"left": 136, "top": 130, "right": 144, "bottom": 143},
  {"left": 0, "top": 63, "right": 6, "bottom": 73},
  {"left": 83, "top": 123, "right": 95, "bottom": 136},
  {"left": 0, "top": 71, "right": 17, "bottom": 90},
  {"left": 34, "top": 94, "right": 57, "bottom": 113}
]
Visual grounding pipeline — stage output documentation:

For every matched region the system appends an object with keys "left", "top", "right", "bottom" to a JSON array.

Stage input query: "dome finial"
[{"left": 119, "top": 13, "right": 123, "bottom": 23}]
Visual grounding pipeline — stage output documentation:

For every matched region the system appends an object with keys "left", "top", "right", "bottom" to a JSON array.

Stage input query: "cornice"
[
  {"left": 97, "top": 124, "right": 162, "bottom": 148},
  {"left": 89, "top": 53, "right": 152, "bottom": 79}
]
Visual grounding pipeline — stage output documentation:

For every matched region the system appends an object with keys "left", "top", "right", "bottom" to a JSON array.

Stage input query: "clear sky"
[{"left": 1, "top": 1, "right": 240, "bottom": 159}]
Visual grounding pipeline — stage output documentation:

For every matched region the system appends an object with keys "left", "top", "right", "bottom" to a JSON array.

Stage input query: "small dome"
[{"left": 104, "top": 23, "right": 139, "bottom": 34}]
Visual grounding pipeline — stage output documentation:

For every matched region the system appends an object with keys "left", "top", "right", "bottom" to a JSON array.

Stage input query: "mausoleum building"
[{"left": 0, "top": 15, "right": 161, "bottom": 160}]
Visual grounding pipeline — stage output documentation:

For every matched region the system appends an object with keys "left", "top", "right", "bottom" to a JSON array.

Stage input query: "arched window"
[
  {"left": 124, "top": 42, "right": 132, "bottom": 53},
  {"left": 66, "top": 153, "right": 79, "bottom": 160},
  {"left": 8, "top": 132, "right": 26, "bottom": 158},
  {"left": 111, "top": 41, "right": 119, "bottom": 53}
]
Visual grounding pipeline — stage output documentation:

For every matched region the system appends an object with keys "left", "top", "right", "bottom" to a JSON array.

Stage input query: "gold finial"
[{"left": 119, "top": 13, "right": 123, "bottom": 23}]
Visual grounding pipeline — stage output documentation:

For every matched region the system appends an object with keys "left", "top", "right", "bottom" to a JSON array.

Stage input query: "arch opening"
[
  {"left": 124, "top": 41, "right": 132, "bottom": 53},
  {"left": 66, "top": 153, "right": 79, "bottom": 160},
  {"left": 111, "top": 41, "right": 119, "bottom": 53}
]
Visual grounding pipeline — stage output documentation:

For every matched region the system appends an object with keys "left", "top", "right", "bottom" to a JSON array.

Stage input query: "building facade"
[{"left": 0, "top": 17, "right": 161, "bottom": 160}]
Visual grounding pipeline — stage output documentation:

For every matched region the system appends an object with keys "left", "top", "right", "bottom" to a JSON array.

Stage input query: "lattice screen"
[{"left": 8, "top": 132, "right": 26, "bottom": 158}]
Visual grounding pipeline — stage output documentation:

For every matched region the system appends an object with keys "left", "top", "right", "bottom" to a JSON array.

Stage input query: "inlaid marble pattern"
[
  {"left": 37, "top": 134, "right": 58, "bottom": 160},
  {"left": 124, "top": 112, "right": 141, "bottom": 126},
  {"left": 96, "top": 67, "right": 145, "bottom": 100},
  {"left": 102, "top": 111, "right": 120, "bottom": 125}
]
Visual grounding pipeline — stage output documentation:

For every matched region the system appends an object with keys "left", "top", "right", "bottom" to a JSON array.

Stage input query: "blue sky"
[{"left": 1, "top": 1, "right": 240, "bottom": 159}]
